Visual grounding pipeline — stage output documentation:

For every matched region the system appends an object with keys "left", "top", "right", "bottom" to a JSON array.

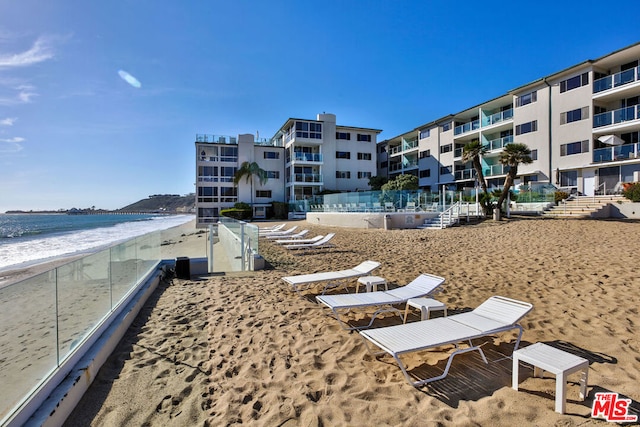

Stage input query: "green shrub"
[
  {"left": 554, "top": 191, "right": 569, "bottom": 204},
  {"left": 234, "top": 202, "right": 250, "bottom": 210},
  {"left": 622, "top": 183, "right": 640, "bottom": 202},
  {"left": 220, "top": 208, "right": 251, "bottom": 220}
]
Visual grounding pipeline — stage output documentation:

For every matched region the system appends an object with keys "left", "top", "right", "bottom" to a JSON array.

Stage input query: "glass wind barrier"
[
  {"left": 593, "top": 105, "right": 639, "bottom": 128},
  {"left": 593, "top": 67, "right": 638, "bottom": 93},
  {"left": 0, "top": 229, "right": 162, "bottom": 426},
  {"left": 593, "top": 143, "right": 639, "bottom": 163},
  {"left": 217, "top": 218, "right": 259, "bottom": 271}
]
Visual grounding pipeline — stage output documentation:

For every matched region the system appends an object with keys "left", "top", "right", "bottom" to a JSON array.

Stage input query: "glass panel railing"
[
  {"left": 454, "top": 168, "right": 475, "bottom": 180},
  {"left": 217, "top": 219, "right": 259, "bottom": 272},
  {"left": 454, "top": 120, "right": 479, "bottom": 135},
  {"left": 56, "top": 251, "right": 111, "bottom": 362},
  {"left": 110, "top": 239, "right": 138, "bottom": 304},
  {"left": 454, "top": 147, "right": 463, "bottom": 158},
  {"left": 594, "top": 106, "right": 639, "bottom": 128},
  {"left": 485, "top": 164, "right": 510, "bottom": 176},
  {"left": 594, "top": 67, "right": 639, "bottom": 93},
  {"left": 0, "top": 271, "right": 58, "bottom": 423},
  {"left": 484, "top": 109, "right": 514, "bottom": 126},
  {"left": 293, "top": 153, "right": 323, "bottom": 162},
  {"left": 593, "top": 146, "right": 613, "bottom": 162},
  {"left": 294, "top": 173, "right": 322, "bottom": 183},
  {"left": 484, "top": 135, "right": 513, "bottom": 151}
]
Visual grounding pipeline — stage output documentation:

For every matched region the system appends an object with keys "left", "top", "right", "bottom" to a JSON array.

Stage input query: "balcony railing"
[
  {"left": 593, "top": 66, "right": 639, "bottom": 93},
  {"left": 389, "top": 140, "right": 418, "bottom": 155},
  {"left": 195, "top": 134, "right": 237, "bottom": 144},
  {"left": 454, "top": 168, "right": 476, "bottom": 180},
  {"left": 454, "top": 147, "right": 463, "bottom": 158},
  {"left": 484, "top": 135, "right": 513, "bottom": 151},
  {"left": 293, "top": 173, "right": 323, "bottom": 183},
  {"left": 593, "top": 105, "right": 640, "bottom": 128},
  {"left": 293, "top": 152, "right": 323, "bottom": 162},
  {"left": 485, "top": 164, "right": 511, "bottom": 177},
  {"left": 593, "top": 143, "right": 640, "bottom": 163},
  {"left": 388, "top": 161, "right": 418, "bottom": 172},
  {"left": 483, "top": 109, "right": 513, "bottom": 127},
  {"left": 454, "top": 119, "right": 480, "bottom": 135}
]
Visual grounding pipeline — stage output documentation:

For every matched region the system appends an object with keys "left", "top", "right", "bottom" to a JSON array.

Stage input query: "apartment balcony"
[
  {"left": 593, "top": 105, "right": 640, "bottom": 132},
  {"left": 292, "top": 152, "right": 323, "bottom": 163},
  {"left": 454, "top": 168, "right": 476, "bottom": 181},
  {"left": 483, "top": 108, "right": 513, "bottom": 127},
  {"left": 198, "top": 156, "right": 238, "bottom": 163},
  {"left": 484, "top": 164, "right": 511, "bottom": 177},
  {"left": 290, "top": 173, "right": 323, "bottom": 184},
  {"left": 592, "top": 143, "right": 640, "bottom": 163},
  {"left": 593, "top": 66, "right": 640, "bottom": 101},
  {"left": 454, "top": 119, "right": 480, "bottom": 136},
  {"left": 389, "top": 139, "right": 419, "bottom": 156},
  {"left": 454, "top": 147, "right": 463, "bottom": 158},
  {"left": 483, "top": 135, "right": 513, "bottom": 154},
  {"left": 388, "top": 161, "right": 418, "bottom": 172}
]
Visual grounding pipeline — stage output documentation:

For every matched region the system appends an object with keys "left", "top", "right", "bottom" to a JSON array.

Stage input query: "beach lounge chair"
[
  {"left": 274, "top": 234, "right": 323, "bottom": 245},
  {"left": 282, "top": 260, "right": 381, "bottom": 294},
  {"left": 316, "top": 273, "right": 445, "bottom": 330},
  {"left": 284, "top": 233, "right": 336, "bottom": 251},
  {"left": 264, "top": 228, "right": 307, "bottom": 240},
  {"left": 384, "top": 202, "right": 395, "bottom": 212},
  {"left": 405, "top": 202, "right": 419, "bottom": 212},
  {"left": 260, "top": 225, "right": 298, "bottom": 237},
  {"left": 258, "top": 223, "right": 286, "bottom": 234},
  {"left": 359, "top": 296, "right": 533, "bottom": 387}
]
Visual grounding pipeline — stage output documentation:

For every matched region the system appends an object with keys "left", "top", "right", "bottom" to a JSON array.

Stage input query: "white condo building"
[
  {"left": 195, "top": 113, "right": 381, "bottom": 227},
  {"left": 379, "top": 42, "right": 640, "bottom": 196}
]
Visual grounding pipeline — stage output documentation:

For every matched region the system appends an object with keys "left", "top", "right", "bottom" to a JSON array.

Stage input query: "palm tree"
[
  {"left": 461, "top": 140, "right": 490, "bottom": 215},
  {"left": 233, "top": 161, "right": 268, "bottom": 212},
  {"left": 495, "top": 143, "right": 533, "bottom": 212}
]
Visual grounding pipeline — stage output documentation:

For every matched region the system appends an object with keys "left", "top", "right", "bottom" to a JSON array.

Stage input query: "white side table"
[
  {"left": 356, "top": 276, "right": 388, "bottom": 293},
  {"left": 403, "top": 298, "right": 447, "bottom": 323},
  {"left": 512, "top": 342, "right": 589, "bottom": 414}
]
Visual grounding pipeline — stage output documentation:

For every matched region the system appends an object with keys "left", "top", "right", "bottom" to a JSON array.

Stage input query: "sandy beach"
[{"left": 59, "top": 217, "right": 639, "bottom": 426}]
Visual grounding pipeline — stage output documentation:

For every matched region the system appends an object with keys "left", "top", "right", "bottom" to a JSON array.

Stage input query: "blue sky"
[{"left": 1, "top": 1, "right": 639, "bottom": 212}]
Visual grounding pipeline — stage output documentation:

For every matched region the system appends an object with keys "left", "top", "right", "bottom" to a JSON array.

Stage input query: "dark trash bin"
[{"left": 175, "top": 257, "right": 190, "bottom": 279}]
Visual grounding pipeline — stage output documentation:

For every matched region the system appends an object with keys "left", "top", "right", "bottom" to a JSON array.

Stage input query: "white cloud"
[
  {"left": 0, "top": 36, "right": 54, "bottom": 69},
  {"left": 0, "top": 137, "right": 25, "bottom": 153},
  {"left": 0, "top": 117, "right": 16, "bottom": 126}
]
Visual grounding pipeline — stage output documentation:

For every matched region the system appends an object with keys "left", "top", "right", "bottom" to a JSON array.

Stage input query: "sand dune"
[{"left": 65, "top": 218, "right": 639, "bottom": 426}]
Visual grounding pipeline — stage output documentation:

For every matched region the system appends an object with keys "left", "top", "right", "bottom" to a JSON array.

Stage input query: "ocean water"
[{"left": 0, "top": 213, "right": 194, "bottom": 271}]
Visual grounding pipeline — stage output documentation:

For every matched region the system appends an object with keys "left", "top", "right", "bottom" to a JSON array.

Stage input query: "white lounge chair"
[
  {"left": 282, "top": 260, "right": 381, "bottom": 294},
  {"left": 260, "top": 225, "right": 298, "bottom": 237},
  {"left": 359, "top": 296, "right": 533, "bottom": 387},
  {"left": 316, "top": 273, "right": 445, "bottom": 330},
  {"left": 264, "top": 230, "right": 309, "bottom": 242},
  {"left": 284, "top": 232, "right": 336, "bottom": 252},
  {"left": 274, "top": 234, "right": 323, "bottom": 245},
  {"left": 258, "top": 223, "right": 286, "bottom": 234}
]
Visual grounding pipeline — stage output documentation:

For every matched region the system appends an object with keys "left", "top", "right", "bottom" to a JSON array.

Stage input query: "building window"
[
  {"left": 357, "top": 152, "right": 372, "bottom": 160},
  {"left": 419, "top": 169, "right": 431, "bottom": 178},
  {"left": 336, "top": 171, "right": 351, "bottom": 179},
  {"left": 559, "top": 170, "right": 578, "bottom": 187},
  {"left": 336, "top": 132, "right": 351, "bottom": 140},
  {"left": 220, "top": 186, "right": 238, "bottom": 202},
  {"left": 440, "top": 144, "right": 452, "bottom": 154},
  {"left": 380, "top": 161, "right": 388, "bottom": 168},
  {"left": 197, "top": 186, "right": 218, "bottom": 203},
  {"left": 560, "top": 140, "right": 589, "bottom": 156},
  {"left": 419, "top": 128, "right": 430, "bottom": 139},
  {"left": 336, "top": 151, "right": 351, "bottom": 159},
  {"left": 530, "top": 149, "right": 538, "bottom": 160},
  {"left": 441, "top": 121, "right": 452, "bottom": 132},
  {"left": 263, "top": 151, "right": 279, "bottom": 159},
  {"left": 560, "top": 107, "right": 589, "bottom": 124},
  {"left": 255, "top": 190, "right": 272, "bottom": 198},
  {"left": 309, "top": 122, "right": 322, "bottom": 139},
  {"left": 515, "top": 120, "right": 538, "bottom": 135},
  {"left": 516, "top": 90, "right": 537, "bottom": 107},
  {"left": 440, "top": 165, "right": 451, "bottom": 175},
  {"left": 220, "top": 146, "right": 238, "bottom": 162},
  {"left": 560, "top": 72, "right": 589, "bottom": 93},
  {"left": 220, "top": 166, "right": 237, "bottom": 182},
  {"left": 357, "top": 171, "right": 372, "bottom": 179},
  {"left": 266, "top": 171, "right": 280, "bottom": 179},
  {"left": 357, "top": 134, "right": 372, "bottom": 142},
  {"left": 419, "top": 150, "right": 431, "bottom": 158}
]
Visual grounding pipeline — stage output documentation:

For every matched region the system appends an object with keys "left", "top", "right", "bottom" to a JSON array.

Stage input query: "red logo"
[{"left": 591, "top": 392, "right": 638, "bottom": 422}]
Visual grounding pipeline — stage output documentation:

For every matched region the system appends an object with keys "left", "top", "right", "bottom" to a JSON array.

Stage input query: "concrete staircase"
[
  {"left": 541, "top": 195, "right": 628, "bottom": 218},
  {"left": 417, "top": 212, "right": 460, "bottom": 229}
]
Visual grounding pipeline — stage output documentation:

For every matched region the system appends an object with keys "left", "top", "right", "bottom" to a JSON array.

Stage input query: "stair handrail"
[
  {"left": 594, "top": 182, "right": 606, "bottom": 201},
  {"left": 440, "top": 202, "right": 460, "bottom": 229}
]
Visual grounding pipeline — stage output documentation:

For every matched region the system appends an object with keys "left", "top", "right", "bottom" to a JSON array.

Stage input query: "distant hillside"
[{"left": 119, "top": 194, "right": 195, "bottom": 213}]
